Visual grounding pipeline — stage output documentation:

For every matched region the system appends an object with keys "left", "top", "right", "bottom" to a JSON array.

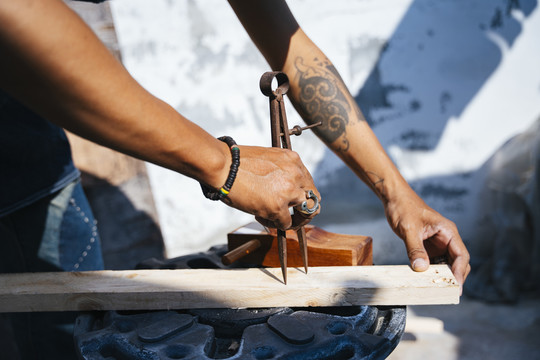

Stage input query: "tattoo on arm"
[
  {"left": 292, "top": 56, "right": 362, "bottom": 152},
  {"left": 366, "top": 171, "right": 386, "bottom": 198},
  {"left": 367, "top": 171, "right": 384, "bottom": 187}
]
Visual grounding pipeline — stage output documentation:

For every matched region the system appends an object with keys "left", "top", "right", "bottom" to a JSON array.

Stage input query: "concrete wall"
[{"left": 109, "top": 0, "right": 540, "bottom": 264}]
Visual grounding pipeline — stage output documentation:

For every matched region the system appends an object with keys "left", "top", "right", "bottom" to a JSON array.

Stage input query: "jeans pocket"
[{"left": 58, "top": 182, "right": 105, "bottom": 271}]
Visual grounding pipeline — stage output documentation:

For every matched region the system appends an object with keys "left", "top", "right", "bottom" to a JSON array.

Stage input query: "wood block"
[
  {"left": 0, "top": 265, "right": 460, "bottom": 312},
  {"left": 227, "top": 222, "right": 372, "bottom": 267}
]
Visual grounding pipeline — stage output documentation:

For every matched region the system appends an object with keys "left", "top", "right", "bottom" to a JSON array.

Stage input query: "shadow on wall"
[
  {"left": 314, "top": 0, "right": 537, "bottom": 208},
  {"left": 464, "top": 118, "right": 540, "bottom": 302},
  {"left": 313, "top": 0, "right": 539, "bottom": 299},
  {"left": 316, "top": 4, "right": 540, "bottom": 358},
  {"left": 356, "top": 0, "right": 537, "bottom": 149},
  {"left": 81, "top": 172, "right": 165, "bottom": 270}
]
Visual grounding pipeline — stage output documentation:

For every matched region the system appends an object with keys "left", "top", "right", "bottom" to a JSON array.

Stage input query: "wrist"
[
  {"left": 202, "top": 140, "right": 231, "bottom": 189},
  {"left": 368, "top": 170, "right": 413, "bottom": 207},
  {"left": 200, "top": 136, "right": 240, "bottom": 200}
]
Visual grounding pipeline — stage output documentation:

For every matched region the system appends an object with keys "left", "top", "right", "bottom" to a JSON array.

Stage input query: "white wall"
[{"left": 110, "top": 0, "right": 540, "bottom": 263}]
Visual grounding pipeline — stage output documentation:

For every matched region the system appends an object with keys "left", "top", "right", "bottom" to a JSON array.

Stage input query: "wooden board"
[
  {"left": 228, "top": 223, "right": 372, "bottom": 267},
  {"left": 0, "top": 265, "right": 459, "bottom": 313}
]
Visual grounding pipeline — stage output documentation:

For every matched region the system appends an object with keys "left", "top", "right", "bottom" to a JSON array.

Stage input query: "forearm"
[
  {"left": 0, "top": 0, "right": 229, "bottom": 188},
  {"left": 230, "top": 0, "right": 411, "bottom": 204},
  {"left": 284, "top": 34, "right": 471, "bottom": 282},
  {"left": 282, "top": 31, "right": 411, "bottom": 205},
  {"left": 232, "top": 0, "right": 469, "bottom": 280}
]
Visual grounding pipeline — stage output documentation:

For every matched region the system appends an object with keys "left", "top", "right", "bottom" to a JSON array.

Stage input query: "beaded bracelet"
[{"left": 200, "top": 136, "right": 240, "bottom": 201}]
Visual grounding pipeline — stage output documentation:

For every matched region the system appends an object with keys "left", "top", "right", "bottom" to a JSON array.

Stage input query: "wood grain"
[
  {"left": 228, "top": 223, "right": 373, "bottom": 267},
  {"left": 0, "top": 265, "right": 459, "bottom": 312}
]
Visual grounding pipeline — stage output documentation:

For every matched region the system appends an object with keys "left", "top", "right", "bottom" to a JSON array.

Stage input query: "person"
[
  {"left": 0, "top": 0, "right": 469, "bottom": 357},
  {"left": 228, "top": 0, "right": 471, "bottom": 286},
  {"left": 1, "top": 1, "right": 320, "bottom": 358}
]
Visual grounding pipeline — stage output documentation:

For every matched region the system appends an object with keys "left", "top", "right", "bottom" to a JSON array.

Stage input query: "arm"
[
  {"left": 229, "top": 0, "right": 470, "bottom": 286},
  {"left": 0, "top": 0, "right": 319, "bottom": 230}
]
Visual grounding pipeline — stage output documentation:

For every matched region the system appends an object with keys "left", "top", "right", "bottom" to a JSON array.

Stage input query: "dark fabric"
[
  {"left": 0, "top": 179, "right": 104, "bottom": 360},
  {"left": 0, "top": 89, "right": 79, "bottom": 216}
]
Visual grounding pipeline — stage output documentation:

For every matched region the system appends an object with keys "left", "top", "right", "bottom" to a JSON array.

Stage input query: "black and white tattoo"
[
  {"left": 366, "top": 171, "right": 385, "bottom": 188},
  {"left": 293, "top": 57, "right": 361, "bottom": 151}
]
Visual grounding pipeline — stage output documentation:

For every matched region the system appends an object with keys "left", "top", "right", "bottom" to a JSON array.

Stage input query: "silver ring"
[{"left": 299, "top": 190, "right": 319, "bottom": 215}]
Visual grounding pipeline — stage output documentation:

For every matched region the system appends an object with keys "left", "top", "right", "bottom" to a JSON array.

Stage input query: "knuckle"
[
  {"left": 286, "top": 149, "right": 301, "bottom": 161},
  {"left": 443, "top": 218, "right": 458, "bottom": 231},
  {"left": 280, "top": 180, "right": 296, "bottom": 195},
  {"left": 275, "top": 214, "right": 291, "bottom": 230},
  {"left": 407, "top": 247, "right": 427, "bottom": 259},
  {"left": 269, "top": 202, "right": 283, "bottom": 218}
]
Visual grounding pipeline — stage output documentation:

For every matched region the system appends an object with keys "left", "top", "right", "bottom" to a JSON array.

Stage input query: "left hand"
[{"left": 384, "top": 188, "right": 471, "bottom": 291}]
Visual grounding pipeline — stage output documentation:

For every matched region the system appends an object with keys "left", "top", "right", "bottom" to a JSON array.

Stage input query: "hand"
[
  {"left": 224, "top": 145, "right": 321, "bottom": 230},
  {"left": 384, "top": 188, "right": 471, "bottom": 290}
]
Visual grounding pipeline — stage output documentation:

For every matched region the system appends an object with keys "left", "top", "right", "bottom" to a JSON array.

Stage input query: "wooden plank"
[{"left": 0, "top": 265, "right": 459, "bottom": 312}]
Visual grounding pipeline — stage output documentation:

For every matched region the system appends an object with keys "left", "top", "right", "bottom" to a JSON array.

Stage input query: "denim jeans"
[{"left": 0, "top": 179, "right": 104, "bottom": 359}]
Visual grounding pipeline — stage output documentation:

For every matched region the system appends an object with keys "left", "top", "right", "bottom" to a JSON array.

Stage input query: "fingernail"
[{"left": 412, "top": 258, "right": 428, "bottom": 271}]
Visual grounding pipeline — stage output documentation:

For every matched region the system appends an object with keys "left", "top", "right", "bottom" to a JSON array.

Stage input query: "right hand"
[{"left": 223, "top": 145, "right": 321, "bottom": 230}]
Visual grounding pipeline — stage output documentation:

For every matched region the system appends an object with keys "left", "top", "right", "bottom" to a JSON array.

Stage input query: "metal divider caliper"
[{"left": 259, "top": 71, "right": 321, "bottom": 284}]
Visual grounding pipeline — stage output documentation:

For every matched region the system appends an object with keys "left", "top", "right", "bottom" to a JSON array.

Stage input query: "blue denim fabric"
[
  {"left": 40, "top": 179, "right": 105, "bottom": 271},
  {"left": 0, "top": 179, "right": 104, "bottom": 359},
  {"left": 0, "top": 179, "right": 104, "bottom": 273}
]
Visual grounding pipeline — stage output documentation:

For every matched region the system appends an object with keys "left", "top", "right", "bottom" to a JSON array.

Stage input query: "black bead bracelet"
[{"left": 200, "top": 136, "right": 240, "bottom": 201}]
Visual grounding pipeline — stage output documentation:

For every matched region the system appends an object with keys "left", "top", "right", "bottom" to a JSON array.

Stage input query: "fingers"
[
  {"left": 290, "top": 194, "right": 321, "bottom": 229},
  {"left": 420, "top": 221, "right": 470, "bottom": 295},
  {"left": 282, "top": 150, "right": 319, "bottom": 200},
  {"left": 406, "top": 242, "right": 430, "bottom": 272},
  {"left": 446, "top": 231, "right": 471, "bottom": 288},
  {"left": 258, "top": 189, "right": 321, "bottom": 230},
  {"left": 274, "top": 182, "right": 315, "bottom": 229},
  {"left": 230, "top": 146, "right": 321, "bottom": 231},
  {"left": 425, "top": 220, "right": 470, "bottom": 284},
  {"left": 451, "top": 258, "right": 471, "bottom": 296},
  {"left": 406, "top": 227, "right": 470, "bottom": 298},
  {"left": 255, "top": 216, "right": 275, "bottom": 230}
]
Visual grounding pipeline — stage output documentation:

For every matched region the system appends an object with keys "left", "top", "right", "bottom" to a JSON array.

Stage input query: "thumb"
[{"left": 406, "top": 240, "right": 430, "bottom": 272}]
